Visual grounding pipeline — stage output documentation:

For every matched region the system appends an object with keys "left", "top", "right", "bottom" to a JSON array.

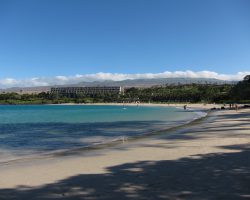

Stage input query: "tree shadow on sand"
[{"left": 0, "top": 144, "right": 249, "bottom": 200}]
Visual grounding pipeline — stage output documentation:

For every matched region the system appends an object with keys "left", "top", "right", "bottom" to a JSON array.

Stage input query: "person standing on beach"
[
  {"left": 184, "top": 105, "right": 187, "bottom": 110},
  {"left": 235, "top": 104, "right": 238, "bottom": 111}
]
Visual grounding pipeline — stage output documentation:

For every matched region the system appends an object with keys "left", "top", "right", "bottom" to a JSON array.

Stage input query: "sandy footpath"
[{"left": 0, "top": 107, "right": 249, "bottom": 199}]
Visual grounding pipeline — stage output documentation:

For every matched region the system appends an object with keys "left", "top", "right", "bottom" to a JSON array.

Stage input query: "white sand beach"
[
  {"left": 51, "top": 102, "right": 226, "bottom": 110},
  {"left": 0, "top": 106, "right": 249, "bottom": 199}
]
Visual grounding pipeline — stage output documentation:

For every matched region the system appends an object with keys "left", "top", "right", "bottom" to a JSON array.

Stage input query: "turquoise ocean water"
[{"left": 0, "top": 105, "right": 204, "bottom": 162}]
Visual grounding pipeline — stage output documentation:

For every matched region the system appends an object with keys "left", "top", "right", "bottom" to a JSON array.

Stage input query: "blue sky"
[{"left": 0, "top": 0, "right": 250, "bottom": 86}]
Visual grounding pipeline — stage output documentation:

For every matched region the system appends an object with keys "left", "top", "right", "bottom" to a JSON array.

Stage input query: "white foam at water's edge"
[{"left": 188, "top": 109, "right": 207, "bottom": 122}]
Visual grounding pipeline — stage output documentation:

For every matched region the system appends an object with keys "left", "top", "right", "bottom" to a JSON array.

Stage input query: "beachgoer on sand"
[{"left": 235, "top": 104, "right": 238, "bottom": 111}]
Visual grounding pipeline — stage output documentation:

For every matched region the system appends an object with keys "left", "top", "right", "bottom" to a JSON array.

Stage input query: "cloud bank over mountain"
[{"left": 0, "top": 70, "right": 249, "bottom": 88}]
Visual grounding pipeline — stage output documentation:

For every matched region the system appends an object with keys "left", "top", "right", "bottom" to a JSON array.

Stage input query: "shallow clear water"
[{"left": 0, "top": 105, "right": 203, "bottom": 161}]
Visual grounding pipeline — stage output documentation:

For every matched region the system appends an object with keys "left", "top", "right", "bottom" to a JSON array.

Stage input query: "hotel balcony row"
[{"left": 51, "top": 86, "right": 124, "bottom": 96}]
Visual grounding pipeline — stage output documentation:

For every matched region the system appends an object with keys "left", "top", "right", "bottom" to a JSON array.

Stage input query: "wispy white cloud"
[{"left": 0, "top": 70, "right": 249, "bottom": 89}]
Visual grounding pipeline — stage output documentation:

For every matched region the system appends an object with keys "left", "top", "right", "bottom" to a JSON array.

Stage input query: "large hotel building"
[{"left": 51, "top": 86, "right": 124, "bottom": 96}]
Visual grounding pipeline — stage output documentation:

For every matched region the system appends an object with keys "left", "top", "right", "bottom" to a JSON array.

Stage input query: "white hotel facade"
[{"left": 51, "top": 86, "right": 124, "bottom": 96}]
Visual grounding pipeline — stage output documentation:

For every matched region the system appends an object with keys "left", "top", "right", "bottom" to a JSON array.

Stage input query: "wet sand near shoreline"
[{"left": 0, "top": 108, "right": 249, "bottom": 199}]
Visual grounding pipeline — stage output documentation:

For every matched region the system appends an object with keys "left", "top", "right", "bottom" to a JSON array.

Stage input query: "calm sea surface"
[{"left": 0, "top": 105, "right": 204, "bottom": 162}]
